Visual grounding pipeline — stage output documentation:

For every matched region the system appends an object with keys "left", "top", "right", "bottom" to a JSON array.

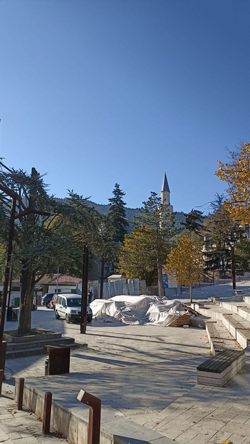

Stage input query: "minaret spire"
[
  {"left": 161, "top": 170, "right": 170, "bottom": 193},
  {"left": 161, "top": 170, "right": 173, "bottom": 214}
]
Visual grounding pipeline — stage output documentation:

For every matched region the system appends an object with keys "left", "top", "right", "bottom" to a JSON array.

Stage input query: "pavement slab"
[{"left": 2, "top": 281, "right": 250, "bottom": 443}]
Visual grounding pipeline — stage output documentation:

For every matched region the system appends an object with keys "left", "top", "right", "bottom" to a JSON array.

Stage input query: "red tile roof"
[
  {"left": 10, "top": 274, "right": 82, "bottom": 286},
  {"left": 39, "top": 274, "right": 82, "bottom": 285}
]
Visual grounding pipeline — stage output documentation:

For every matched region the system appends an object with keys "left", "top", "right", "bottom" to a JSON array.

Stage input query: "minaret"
[{"left": 161, "top": 170, "right": 173, "bottom": 214}]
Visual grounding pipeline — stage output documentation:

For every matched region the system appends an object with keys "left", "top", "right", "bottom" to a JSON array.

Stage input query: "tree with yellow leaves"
[
  {"left": 117, "top": 224, "right": 170, "bottom": 286},
  {"left": 164, "top": 231, "right": 204, "bottom": 303},
  {"left": 215, "top": 142, "right": 250, "bottom": 224}
]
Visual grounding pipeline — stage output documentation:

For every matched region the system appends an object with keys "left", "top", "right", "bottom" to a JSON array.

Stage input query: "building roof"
[
  {"left": 38, "top": 274, "right": 82, "bottom": 285},
  {"left": 161, "top": 171, "right": 170, "bottom": 193}
]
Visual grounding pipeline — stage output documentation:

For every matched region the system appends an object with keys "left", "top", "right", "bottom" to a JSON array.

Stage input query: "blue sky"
[{"left": 0, "top": 0, "right": 249, "bottom": 214}]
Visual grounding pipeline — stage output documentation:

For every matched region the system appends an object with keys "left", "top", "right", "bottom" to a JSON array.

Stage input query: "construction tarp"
[{"left": 90, "top": 295, "right": 188, "bottom": 326}]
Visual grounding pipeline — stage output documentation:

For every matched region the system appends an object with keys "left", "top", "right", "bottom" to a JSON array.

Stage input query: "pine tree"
[
  {"left": 181, "top": 209, "right": 203, "bottom": 235},
  {"left": 131, "top": 192, "right": 176, "bottom": 296},
  {"left": 203, "top": 195, "right": 246, "bottom": 289},
  {"left": 108, "top": 183, "right": 129, "bottom": 243}
]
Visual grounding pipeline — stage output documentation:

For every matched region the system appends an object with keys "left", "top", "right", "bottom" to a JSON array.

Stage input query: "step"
[
  {"left": 192, "top": 302, "right": 228, "bottom": 321},
  {"left": 206, "top": 320, "right": 240, "bottom": 355},
  {"left": 222, "top": 314, "right": 250, "bottom": 349},
  {"left": 3, "top": 330, "right": 62, "bottom": 343},
  {"left": 193, "top": 302, "right": 250, "bottom": 349},
  {"left": 6, "top": 336, "right": 75, "bottom": 352},
  {"left": 6, "top": 346, "right": 46, "bottom": 359},
  {"left": 244, "top": 296, "right": 250, "bottom": 305},
  {"left": 219, "top": 300, "right": 248, "bottom": 313},
  {"left": 238, "top": 306, "right": 250, "bottom": 322},
  {"left": 6, "top": 341, "right": 87, "bottom": 359}
]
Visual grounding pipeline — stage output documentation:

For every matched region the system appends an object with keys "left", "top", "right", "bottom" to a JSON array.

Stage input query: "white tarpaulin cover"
[{"left": 90, "top": 295, "right": 188, "bottom": 326}]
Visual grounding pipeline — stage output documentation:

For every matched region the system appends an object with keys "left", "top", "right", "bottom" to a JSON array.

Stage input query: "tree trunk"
[
  {"left": 189, "top": 283, "right": 192, "bottom": 303},
  {"left": 231, "top": 245, "right": 236, "bottom": 290},
  {"left": 18, "top": 268, "right": 35, "bottom": 334},
  {"left": 158, "top": 265, "right": 164, "bottom": 297}
]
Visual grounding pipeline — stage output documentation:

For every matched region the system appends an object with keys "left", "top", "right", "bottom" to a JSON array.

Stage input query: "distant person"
[{"left": 88, "top": 290, "right": 93, "bottom": 304}]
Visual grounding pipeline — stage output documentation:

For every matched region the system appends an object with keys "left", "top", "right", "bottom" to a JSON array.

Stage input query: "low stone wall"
[{"left": 15, "top": 378, "right": 175, "bottom": 444}]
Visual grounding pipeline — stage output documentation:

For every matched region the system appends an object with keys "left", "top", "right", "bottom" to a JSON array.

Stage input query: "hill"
[
  {"left": 87, "top": 200, "right": 185, "bottom": 227},
  {"left": 57, "top": 198, "right": 185, "bottom": 226}
]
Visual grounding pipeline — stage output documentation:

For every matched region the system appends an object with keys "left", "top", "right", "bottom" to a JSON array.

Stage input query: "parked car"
[
  {"left": 55, "top": 294, "right": 92, "bottom": 323},
  {"left": 41, "top": 293, "right": 56, "bottom": 309}
]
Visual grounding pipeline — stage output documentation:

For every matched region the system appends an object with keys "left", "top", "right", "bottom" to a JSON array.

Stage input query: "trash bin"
[
  {"left": 45, "top": 346, "right": 70, "bottom": 375},
  {"left": 45, "top": 358, "right": 49, "bottom": 376},
  {"left": 12, "top": 309, "right": 18, "bottom": 321}
]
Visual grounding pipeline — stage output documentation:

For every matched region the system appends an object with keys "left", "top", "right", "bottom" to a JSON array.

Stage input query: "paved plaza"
[{"left": 1, "top": 281, "right": 250, "bottom": 443}]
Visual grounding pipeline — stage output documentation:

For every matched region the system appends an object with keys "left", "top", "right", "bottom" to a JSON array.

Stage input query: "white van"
[{"left": 55, "top": 294, "right": 92, "bottom": 323}]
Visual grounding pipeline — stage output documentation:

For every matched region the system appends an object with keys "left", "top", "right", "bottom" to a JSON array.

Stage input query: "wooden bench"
[{"left": 197, "top": 349, "right": 245, "bottom": 386}]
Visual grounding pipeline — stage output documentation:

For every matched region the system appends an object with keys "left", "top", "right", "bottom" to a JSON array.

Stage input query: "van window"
[
  {"left": 62, "top": 298, "right": 66, "bottom": 307},
  {"left": 57, "top": 296, "right": 62, "bottom": 305}
]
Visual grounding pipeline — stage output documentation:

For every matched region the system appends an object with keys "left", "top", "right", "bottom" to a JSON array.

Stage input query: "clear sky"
[{"left": 0, "top": 0, "right": 249, "bottom": 214}]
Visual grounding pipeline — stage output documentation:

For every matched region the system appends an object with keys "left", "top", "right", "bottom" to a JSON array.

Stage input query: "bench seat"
[{"left": 197, "top": 349, "right": 245, "bottom": 386}]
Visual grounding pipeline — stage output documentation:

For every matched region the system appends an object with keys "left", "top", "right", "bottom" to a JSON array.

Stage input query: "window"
[{"left": 67, "top": 298, "right": 81, "bottom": 307}]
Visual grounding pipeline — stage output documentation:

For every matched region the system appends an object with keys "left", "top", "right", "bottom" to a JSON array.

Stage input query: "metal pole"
[
  {"left": 100, "top": 257, "right": 104, "bottom": 299},
  {"left": 56, "top": 267, "right": 59, "bottom": 293},
  {"left": 81, "top": 246, "right": 88, "bottom": 334},
  {"left": 0, "top": 196, "right": 16, "bottom": 344}
]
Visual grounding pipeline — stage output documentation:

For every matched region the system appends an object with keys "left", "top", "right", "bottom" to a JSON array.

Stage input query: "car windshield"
[{"left": 67, "top": 298, "right": 81, "bottom": 307}]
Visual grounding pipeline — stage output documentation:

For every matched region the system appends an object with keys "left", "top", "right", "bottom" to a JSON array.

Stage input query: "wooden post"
[
  {"left": 231, "top": 245, "right": 236, "bottom": 290},
  {"left": 17, "top": 378, "right": 24, "bottom": 410},
  {"left": 0, "top": 370, "right": 3, "bottom": 396},
  {"left": 77, "top": 390, "right": 101, "bottom": 444},
  {"left": 0, "top": 341, "right": 7, "bottom": 376},
  {"left": 43, "top": 392, "right": 52, "bottom": 434}
]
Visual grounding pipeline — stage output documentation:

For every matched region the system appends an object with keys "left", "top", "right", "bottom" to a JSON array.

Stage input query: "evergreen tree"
[
  {"left": 108, "top": 183, "right": 128, "bottom": 243},
  {"left": 181, "top": 209, "right": 203, "bottom": 235},
  {"left": 0, "top": 167, "right": 99, "bottom": 334},
  {"left": 235, "top": 238, "right": 250, "bottom": 274},
  {"left": 203, "top": 195, "right": 246, "bottom": 288},
  {"left": 131, "top": 192, "right": 176, "bottom": 295}
]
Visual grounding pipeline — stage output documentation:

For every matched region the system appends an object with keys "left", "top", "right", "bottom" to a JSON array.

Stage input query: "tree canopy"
[
  {"left": 203, "top": 195, "right": 246, "bottom": 288},
  {"left": 0, "top": 167, "right": 101, "bottom": 333},
  {"left": 108, "top": 183, "right": 128, "bottom": 243},
  {"left": 165, "top": 231, "right": 204, "bottom": 302},
  {"left": 117, "top": 192, "right": 176, "bottom": 293},
  {"left": 215, "top": 142, "right": 250, "bottom": 224},
  {"left": 117, "top": 224, "right": 169, "bottom": 286},
  {"left": 181, "top": 209, "right": 203, "bottom": 235}
]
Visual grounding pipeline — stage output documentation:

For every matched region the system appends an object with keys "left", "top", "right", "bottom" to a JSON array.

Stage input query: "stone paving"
[
  {"left": 0, "top": 384, "right": 69, "bottom": 443},
  {"left": 2, "top": 282, "right": 250, "bottom": 444}
]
